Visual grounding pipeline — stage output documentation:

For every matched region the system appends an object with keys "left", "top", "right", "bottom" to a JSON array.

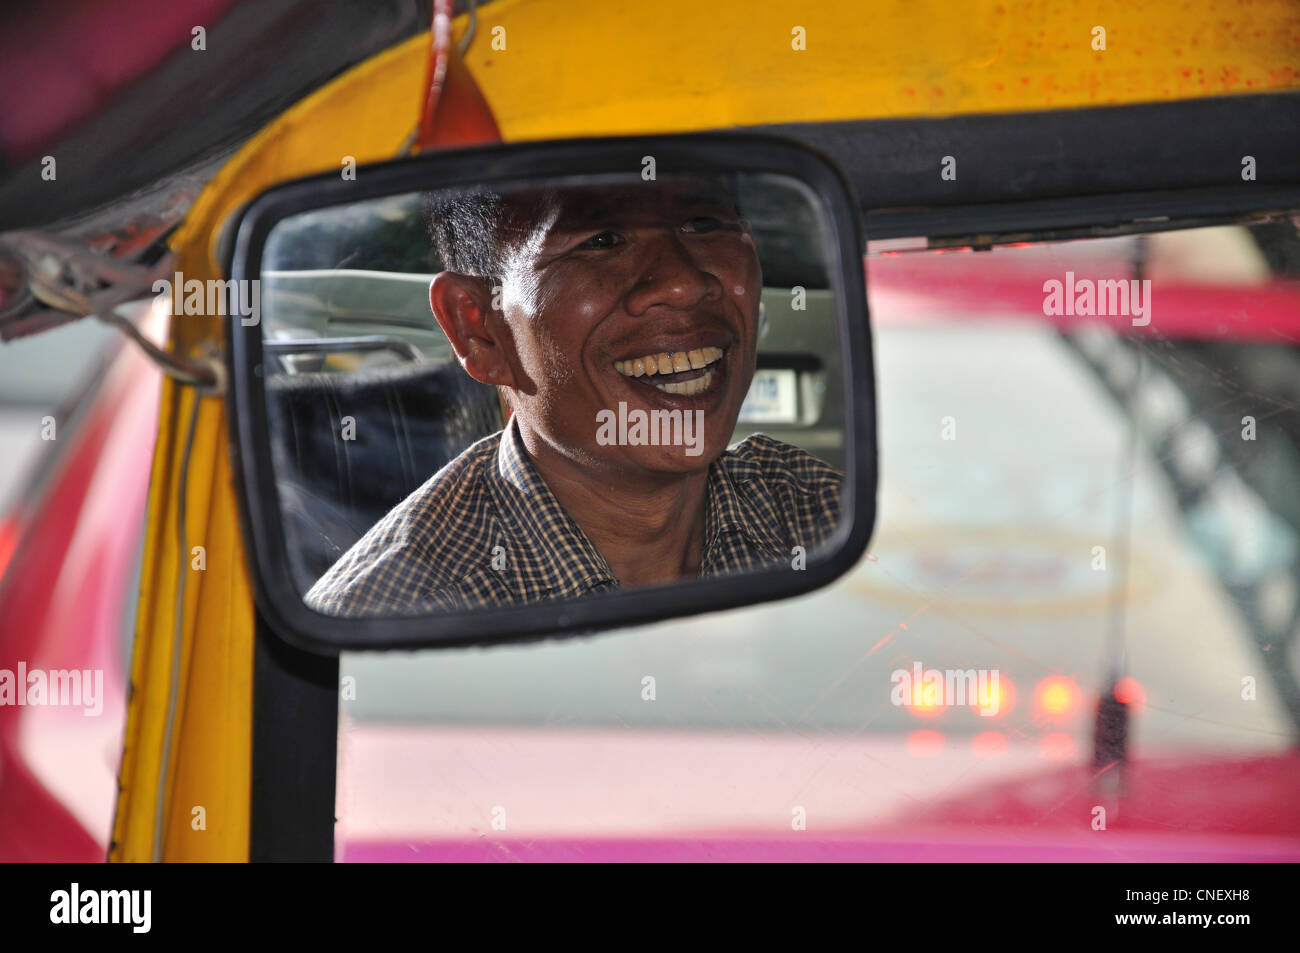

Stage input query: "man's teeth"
[
  {"left": 614, "top": 346, "right": 724, "bottom": 379},
  {"left": 656, "top": 368, "right": 715, "bottom": 395}
]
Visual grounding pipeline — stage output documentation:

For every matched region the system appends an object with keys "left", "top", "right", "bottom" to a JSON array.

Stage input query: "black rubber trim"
[
  {"left": 249, "top": 605, "right": 338, "bottom": 862},
  {"left": 226, "top": 132, "right": 876, "bottom": 654},
  {"left": 758, "top": 92, "right": 1300, "bottom": 239}
]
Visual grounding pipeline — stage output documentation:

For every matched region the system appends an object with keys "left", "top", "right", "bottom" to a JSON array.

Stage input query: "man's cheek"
[{"left": 535, "top": 340, "right": 576, "bottom": 390}]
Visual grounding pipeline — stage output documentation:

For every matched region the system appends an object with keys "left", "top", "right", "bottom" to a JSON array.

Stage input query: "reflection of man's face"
[{"left": 493, "top": 179, "right": 761, "bottom": 477}]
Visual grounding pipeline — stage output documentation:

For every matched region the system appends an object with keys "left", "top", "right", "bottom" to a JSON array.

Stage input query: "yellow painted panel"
[
  {"left": 467, "top": 0, "right": 1300, "bottom": 137},
  {"left": 115, "top": 33, "right": 437, "bottom": 864},
  {"left": 111, "top": 379, "right": 256, "bottom": 862}
]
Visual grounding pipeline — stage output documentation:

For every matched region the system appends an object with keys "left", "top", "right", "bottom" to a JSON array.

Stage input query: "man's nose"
[{"left": 623, "top": 232, "right": 724, "bottom": 317}]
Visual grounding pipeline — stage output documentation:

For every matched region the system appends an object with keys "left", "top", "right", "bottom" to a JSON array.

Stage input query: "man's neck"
[{"left": 516, "top": 421, "right": 709, "bottom": 588}]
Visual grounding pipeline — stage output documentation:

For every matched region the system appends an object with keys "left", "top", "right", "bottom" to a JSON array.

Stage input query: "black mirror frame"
[{"left": 226, "top": 133, "right": 876, "bottom": 654}]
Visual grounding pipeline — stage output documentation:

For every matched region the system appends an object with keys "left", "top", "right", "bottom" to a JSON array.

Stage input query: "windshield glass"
[{"left": 334, "top": 216, "right": 1300, "bottom": 859}]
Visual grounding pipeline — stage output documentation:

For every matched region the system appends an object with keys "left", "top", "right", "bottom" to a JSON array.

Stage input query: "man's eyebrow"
[
  {"left": 548, "top": 193, "right": 739, "bottom": 232},
  {"left": 552, "top": 204, "right": 614, "bottom": 229},
  {"left": 678, "top": 189, "right": 738, "bottom": 209}
]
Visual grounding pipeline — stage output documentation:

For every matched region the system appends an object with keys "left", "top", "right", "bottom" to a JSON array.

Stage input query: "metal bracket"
[{"left": 0, "top": 231, "right": 222, "bottom": 392}]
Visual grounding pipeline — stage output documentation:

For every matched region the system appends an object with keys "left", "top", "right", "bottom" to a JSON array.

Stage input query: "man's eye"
[{"left": 576, "top": 230, "right": 623, "bottom": 250}]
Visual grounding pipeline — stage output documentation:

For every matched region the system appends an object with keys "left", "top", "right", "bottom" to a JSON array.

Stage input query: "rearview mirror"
[{"left": 227, "top": 134, "right": 875, "bottom": 652}]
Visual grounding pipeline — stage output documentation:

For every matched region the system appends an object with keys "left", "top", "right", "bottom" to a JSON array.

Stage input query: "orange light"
[
  {"left": 1035, "top": 676, "right": 1079, "bottom": 718},
  {"left": 908, "top": 730, "right": 945, "bottom": 757},
  {"left": 972, "top": 731, "right": 1007, "bottom": 758},
  {"left": 903, "top": 678, "right": 945, "bottom": 718},
  {"left": 1039, "top": 733, "right": 1075, "bottom": 761},
  {"left": 906, "top": 694, "right": 945, "bottom": 718},
  {"left": 1113, "top": 677, "right": 1147, "bottom": 712},
  {"left": 976, "top": 674, "right": 1015, "bottom": 718}
]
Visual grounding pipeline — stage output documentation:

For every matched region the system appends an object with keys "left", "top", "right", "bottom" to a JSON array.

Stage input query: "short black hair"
[
  {"left": 425, "top": 189, "right": 508, "bottom": 277},
  {"left": 426, "top": 187, "right": 559, "bottom": 278},
  {"left": 425, "top": 175, "right": 745, "bottom": 278}
]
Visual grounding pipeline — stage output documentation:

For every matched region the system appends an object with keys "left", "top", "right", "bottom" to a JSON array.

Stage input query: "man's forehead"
[{"left": 508, "top": 176, "right": 739, "bottom": 233}]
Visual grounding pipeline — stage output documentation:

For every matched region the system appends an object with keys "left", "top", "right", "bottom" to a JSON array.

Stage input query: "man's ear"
[{"left": 429, "top": 272, "right": 518, "bottom": 388}]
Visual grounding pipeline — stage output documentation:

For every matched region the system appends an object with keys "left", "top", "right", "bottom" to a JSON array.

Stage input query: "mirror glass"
[{"left": 257, "top": 170, "right": 849, "bottom": 616}]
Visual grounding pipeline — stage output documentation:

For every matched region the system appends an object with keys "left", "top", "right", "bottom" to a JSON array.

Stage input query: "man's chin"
[
  {"left": 592, "top": 393, "right": 741, "bottom": 471},
  {"left": 594, "top": 442, "right": 727, "bottom": 477}
]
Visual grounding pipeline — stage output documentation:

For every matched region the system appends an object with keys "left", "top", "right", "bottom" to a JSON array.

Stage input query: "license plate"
[{"left": 738, "top": 368, "right": 799, "bottom": 424}]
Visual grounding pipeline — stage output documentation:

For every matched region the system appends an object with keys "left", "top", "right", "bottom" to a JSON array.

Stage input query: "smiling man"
[{"left": 306, "top": 175, "right": 842, "bottom": 614}]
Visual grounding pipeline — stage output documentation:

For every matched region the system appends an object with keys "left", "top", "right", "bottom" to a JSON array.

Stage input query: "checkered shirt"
[{"left": 305, "top": 416, "right": 842, "bottom": 615}]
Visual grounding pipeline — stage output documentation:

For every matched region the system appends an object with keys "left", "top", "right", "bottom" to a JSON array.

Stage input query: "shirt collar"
[
  {"left": 489, "top": 416, "right": 790, "bottom": 590},
  {"left": 702, "top": 446, "right": 791, "bottom": 572},
  {"left": 489, "top": 416, "right": 618, "bottom": 596}
]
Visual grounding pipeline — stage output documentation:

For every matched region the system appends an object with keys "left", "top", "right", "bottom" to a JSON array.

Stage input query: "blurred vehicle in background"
[{"left": 0, "top": 303, "right": 160, "bottom": 861}]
